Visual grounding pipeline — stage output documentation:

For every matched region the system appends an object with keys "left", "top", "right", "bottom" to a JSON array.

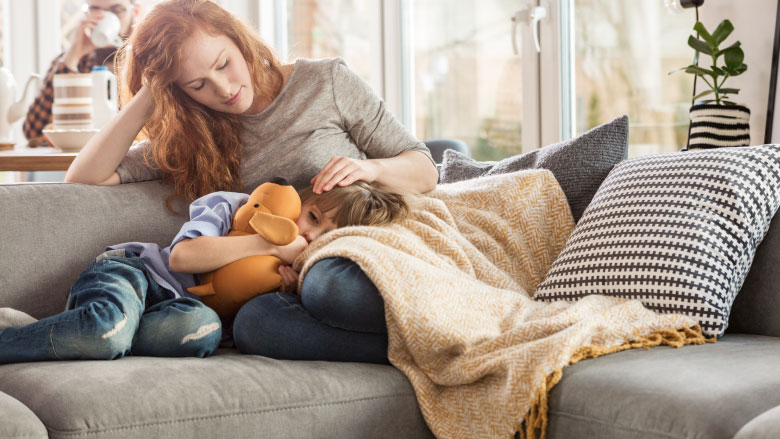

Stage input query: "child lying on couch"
[{"left": 0, "top": 179, "right": 407, "bottom": 364}]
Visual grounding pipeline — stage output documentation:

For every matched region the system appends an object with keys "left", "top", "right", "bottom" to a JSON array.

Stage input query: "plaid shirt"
[{"left": 23, "top": 52, "right": 96, "bottom": 146}]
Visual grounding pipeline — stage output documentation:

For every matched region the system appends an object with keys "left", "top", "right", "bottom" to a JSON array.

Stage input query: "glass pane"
[
  {"left": 411, "top": 0, "right": 524, "bottom": 161},
  {"left": 286, "top": 0, "right": 377, "bottom": 85},
  {"left": 572, "top": 0, "right": 696, "bottom": 157},
  {"left": 0, "top": 0, "right": 4, "bottom": 67},
  {"left": 0, "top": 1, "right": 11, "bottom": 183},
  {"left": 59, "top": 1, "right": 151, "bottom": 52},
  {"left": 60, "top": 0, "right": 84, "bottom": 52}
]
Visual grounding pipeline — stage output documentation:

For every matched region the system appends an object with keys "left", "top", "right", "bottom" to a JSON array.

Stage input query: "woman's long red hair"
[{"left": 117, "top": 0, "right": 282, "bottom": 212}]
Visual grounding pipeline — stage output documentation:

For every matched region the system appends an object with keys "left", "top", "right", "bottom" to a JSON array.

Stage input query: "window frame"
[{"left": 7, "top": 0, "right": 565, "bottom": 148}]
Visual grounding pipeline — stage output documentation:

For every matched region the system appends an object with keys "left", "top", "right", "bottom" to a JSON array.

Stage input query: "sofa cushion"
[
  {"left": 547, "top": 334, "right": 780, "bottom": 439},
  {"left": 733, "top": 405, "right": 780, "bottom": 439},
  {"left": 0, "top": 390, "right": 48, "bottom": 439},
  {"left": 0, "top": 350, "right": 432, "bottom": 439},
  {"left": 534, "top": 145, "right": 780, "bottom": 336},
  {"left": 438, "top": 115, "right": 628, "bottom": 221}
]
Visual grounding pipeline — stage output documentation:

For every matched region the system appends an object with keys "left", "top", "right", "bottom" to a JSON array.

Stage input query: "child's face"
[{"left": 296, "top": 202, "right": 337, "bottom": 243}]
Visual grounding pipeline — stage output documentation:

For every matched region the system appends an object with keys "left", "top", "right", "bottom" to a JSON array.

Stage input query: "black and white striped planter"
[{"left": 685, "top": 103, "right": 751, "bottom": 150}]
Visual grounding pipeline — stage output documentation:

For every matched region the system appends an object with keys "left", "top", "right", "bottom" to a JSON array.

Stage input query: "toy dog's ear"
[{"left": 249, "top": 212, "right": 299, "bottom": 246}]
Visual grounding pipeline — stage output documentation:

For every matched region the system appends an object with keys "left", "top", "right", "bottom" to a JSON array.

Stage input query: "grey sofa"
[{"left": 2, "top": 180, "right": 780, "bottom": 439}]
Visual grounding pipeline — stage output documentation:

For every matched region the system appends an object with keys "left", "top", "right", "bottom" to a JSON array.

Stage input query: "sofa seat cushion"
[
  {"left": 0, "top": 390, "right": 48, "bottom": 439},
  {"left": 547, "top": 334, "right": 780, "bottom": 439},
  {"left": 0, "top": 350, "right": 432, "bottom": 439}
]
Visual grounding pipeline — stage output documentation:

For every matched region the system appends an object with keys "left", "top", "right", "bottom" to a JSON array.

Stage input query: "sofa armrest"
[
  {"left": 0, "top": 181, "right": 187, "bottom": 318},
  {"left": 734, "top": 405, "right": 780, "bottom": 439}
]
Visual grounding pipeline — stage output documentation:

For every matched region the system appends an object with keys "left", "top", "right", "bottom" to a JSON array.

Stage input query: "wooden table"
[{"left": 0, "top": 147, "right": 77, "bottom": 172}]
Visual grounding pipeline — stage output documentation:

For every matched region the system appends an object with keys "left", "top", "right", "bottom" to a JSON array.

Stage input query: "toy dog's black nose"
[{"left": 267, "top": 177, "right": 291, "bottom": 186}]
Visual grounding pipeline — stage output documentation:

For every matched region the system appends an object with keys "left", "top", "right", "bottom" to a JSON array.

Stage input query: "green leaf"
[
  {"left": 714, "top": 41, "right": 741, "bottom": 58},
  {"left": 718, "top": 88, "right": 740, "bottom": 94},
  {"left": 711, "top": 66, "right": 725, "bottom": 76},
  {"left": 724, "top": 66, "right": 747, "bottom": 77},
  {"left": 724, "top": 46, "right": 745, "bottom": 70},
  {"left": 688, "top": 35, "right": 714, "bottom": 55},
  {"left": 693, "top": 89, "right": 715, "bottom": 100},
  {"left": 693, "top": 21, "right": 717, "bottom": 46},
  {"left": 711, "top": 19, "right": 734, "bottom": 45},
  {"left": 685, "top": 65, "right": 716, "bottom": 76}
]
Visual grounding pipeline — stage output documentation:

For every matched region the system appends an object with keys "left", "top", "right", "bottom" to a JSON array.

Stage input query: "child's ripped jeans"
[{"left": 0, "top": 249, "right": 221, "bottom": 364}]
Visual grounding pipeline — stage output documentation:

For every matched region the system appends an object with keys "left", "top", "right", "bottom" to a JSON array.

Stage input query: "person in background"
[{"left": 23, "top": 0, "right": 142, "bottom": 145}]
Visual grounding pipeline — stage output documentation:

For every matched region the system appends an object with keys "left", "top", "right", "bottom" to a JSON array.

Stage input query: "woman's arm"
[
  {"left": 64, "top": 85, "right": 155, "bottom": 185},
  {"left": 311, "top": 150, "right": 437, "bottom": 195},
  {"left": 315, "top": 60, "right": 438, "bottom": 195},
  {"left": 168, "top": 234, "right": 307, "bottom": 274},
  {"left": 369, "top": 150, "right": 438, "bottom": 193}
]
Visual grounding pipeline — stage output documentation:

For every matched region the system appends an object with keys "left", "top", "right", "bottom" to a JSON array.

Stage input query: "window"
[
  {"left": 406, "top": 0, "right": 701, "bottom": 159},
  {"left": 60, "top": 0, "right": 83, "bottom": 52},
  {"left": 285, "top": 0, "right": 379, "bottom": 88},
  {"left": 409, "top": 0, "right": 530, "bottom": 161},
  {"left": 570, "top": 0, "right": 696, "bottom": 157},
  {"left": 0, "top": 0, "right": 4, "bottom": 67}
]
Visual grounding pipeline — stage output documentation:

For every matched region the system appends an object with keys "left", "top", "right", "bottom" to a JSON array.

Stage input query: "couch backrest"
[
  {"left": 0, "top": 181, "right": 187, "bottom": 318},
  {"left": 1, "top": 180, "right": 778, "bottom": 335}
]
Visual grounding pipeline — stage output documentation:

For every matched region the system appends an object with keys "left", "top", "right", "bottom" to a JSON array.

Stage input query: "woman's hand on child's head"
[
  {"left": 278, "top": 265, "right": 300, "bottom": 294},
  {"left": 276, "top": 235, "right": 308, "bottom": 264},
  {"left": 310, "top": 156, "right": 379, "bottom": 194}
]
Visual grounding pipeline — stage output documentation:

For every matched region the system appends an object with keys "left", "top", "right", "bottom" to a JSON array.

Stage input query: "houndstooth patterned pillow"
[{"left": 534, "top": 145, "right": 780, "bottom": 337}]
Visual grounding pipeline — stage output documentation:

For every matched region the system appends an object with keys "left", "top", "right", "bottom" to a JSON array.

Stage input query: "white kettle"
[
  {"left": 91, "top": 66, "right": 118, "bottom": 129},
  {"left": 0, "top": 67, "right": 40, "bottom": 142}
]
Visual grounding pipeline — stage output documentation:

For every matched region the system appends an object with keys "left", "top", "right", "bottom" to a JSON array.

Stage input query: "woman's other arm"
[
  {"left": 168, "top": 234, "right": 307, "bottom": 274},
  {"left": 314, "top": 59, "right": 438, "bottom": 195},
  {"left": 371, "top": 150, "right": 438, "bottom": 193},
  {"left": 311, "top": 150, "right": 437, "bottom": 195},
  {"left": 64, "top": 85, "right": 155, "bottom": 185}
]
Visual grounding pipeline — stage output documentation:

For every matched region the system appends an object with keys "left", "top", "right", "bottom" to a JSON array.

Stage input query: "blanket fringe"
[{"left": 517, "top": 325, "right": 714, "bottom": 439}]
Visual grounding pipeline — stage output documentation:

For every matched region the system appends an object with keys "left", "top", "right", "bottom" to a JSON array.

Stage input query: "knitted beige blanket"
[{"left": 295, "top": 170, "right": 711, "bottom": 439}]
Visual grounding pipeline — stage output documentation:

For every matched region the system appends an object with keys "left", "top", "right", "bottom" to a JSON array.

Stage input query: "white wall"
[{"left": 699, "top": 0, "right": 777, "bottom": 145}]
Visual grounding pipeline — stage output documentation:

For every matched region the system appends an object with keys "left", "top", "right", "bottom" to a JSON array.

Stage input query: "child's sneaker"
[{"left": 0, "top": 308, "right": 38, "bottom": 331}]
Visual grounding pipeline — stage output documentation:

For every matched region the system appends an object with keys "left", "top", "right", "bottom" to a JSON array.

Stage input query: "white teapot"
[{"left": 0, "top": 67, "right": 41, "bottom": 143}]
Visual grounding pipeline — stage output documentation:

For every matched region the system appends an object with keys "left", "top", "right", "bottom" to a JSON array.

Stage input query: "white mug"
[{"left": 91, "top": 11, "right": 123, "bottom": 48}]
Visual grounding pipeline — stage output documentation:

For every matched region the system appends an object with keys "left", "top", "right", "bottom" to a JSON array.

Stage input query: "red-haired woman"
[{"left": 64, "top": 0, "right": 436, "bottom": 363}]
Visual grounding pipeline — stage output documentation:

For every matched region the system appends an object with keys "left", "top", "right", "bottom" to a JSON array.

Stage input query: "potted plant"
[{"left": 675, "top": 19, "right": 750, "bottom": 149}]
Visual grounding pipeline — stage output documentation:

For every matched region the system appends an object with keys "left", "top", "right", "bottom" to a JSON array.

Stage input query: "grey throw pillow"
[{"left": 439, "top": 115, "right": 629, "bottom": 222}]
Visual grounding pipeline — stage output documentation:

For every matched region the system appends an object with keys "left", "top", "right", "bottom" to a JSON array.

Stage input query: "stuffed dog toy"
[{"left": 188, "top": 177, "right": 301, "bottom": 319}]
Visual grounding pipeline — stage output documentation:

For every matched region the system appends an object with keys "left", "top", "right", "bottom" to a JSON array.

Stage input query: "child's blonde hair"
[{"left": 298, "top": 182, "right": 409, "bottom": 227}]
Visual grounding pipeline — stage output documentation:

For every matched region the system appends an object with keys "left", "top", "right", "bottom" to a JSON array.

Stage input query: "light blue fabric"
[{"left": 108, "top": 191, "right": 249, "bottom": 299}]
